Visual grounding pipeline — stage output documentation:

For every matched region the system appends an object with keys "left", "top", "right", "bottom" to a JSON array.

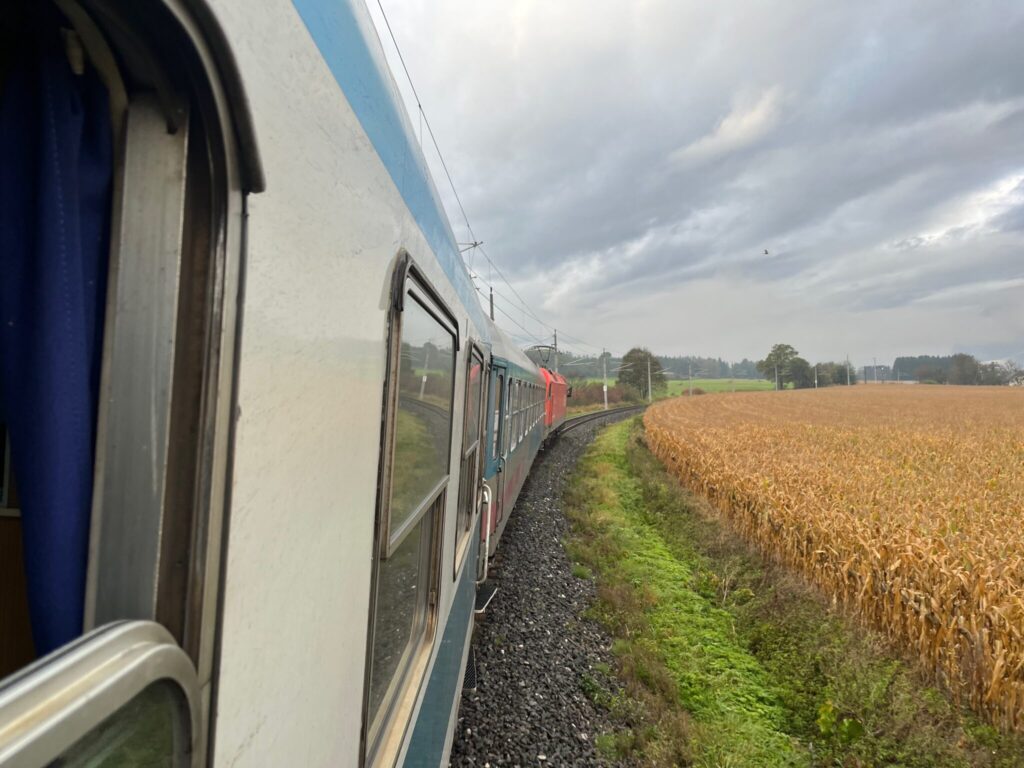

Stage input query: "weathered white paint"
[{"left": 208, "top": 1, "right": 482, "bottom": 765}]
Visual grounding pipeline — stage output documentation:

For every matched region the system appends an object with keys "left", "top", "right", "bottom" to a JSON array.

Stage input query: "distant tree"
[
  {"left": 617, "top": 347, "right": 667, "bottom": 399},
  {"left": 915, "top": 365, "right": 947, "bottom": 384},
  {"left": 896, "top": 355, "right": 955, "bottom": 382},
  {"left": 756, "top": 344, "right": 799, "bottom": 389},
  {"left": 810, "top": 361, "right": 855, "bottom": 386},
  {"left": 789, "top": 357, "right": 815, "bottom": 389},
  {"left": 948, "top": 353, "right": 981, "bottom": 385},
  {"left": 1006, "top": 361, "right": 1024, "bottom": 386},
  {"left": 975, "top": 360, "right": 1022, "bottom": 386},
  {"left": 731, "top": 358, "right": 759, "bottom": 378}
]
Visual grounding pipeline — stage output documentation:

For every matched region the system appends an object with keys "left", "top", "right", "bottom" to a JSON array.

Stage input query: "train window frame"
[
  {"left": 0, "top": 621, "right": 200, "bottom": 766},
  {"left": 0, "top": 3, "right": 260, "bottom": 761},
  {"left": 503, "top": 381, "right": 512, "bottom": 457},
  {"left": 454, "top": 344, "right": 485, "bottom": 579},
  {"left": 492, "top": 372, "right": 504, "bottom": 461},
  {"left": 381, "top": 287, "right": 456, "bottom": 556},
  {"left": 365, "top": 253, "right": 459, "bottom": 767},
  {"left": 511, "top": 380, "right": 519, "bottom": 451},
  {"left": 510, "top": 380, "right": 516, "bottom": 451}
]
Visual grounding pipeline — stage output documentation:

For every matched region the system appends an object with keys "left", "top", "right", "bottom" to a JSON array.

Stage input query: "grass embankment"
[{"left": 564, "top": 419, "right": 1024, "bottom": 767}]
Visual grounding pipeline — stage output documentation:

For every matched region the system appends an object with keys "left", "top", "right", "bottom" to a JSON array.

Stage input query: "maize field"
[{"left": 644, "top": 386, "right": 1024, "bottom": 730}]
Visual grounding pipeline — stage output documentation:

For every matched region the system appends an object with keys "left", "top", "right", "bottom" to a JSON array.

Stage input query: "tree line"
[
  {"left": 892, "top": 354, "right": 1021, "bottom": 385},
  {"left": 755, "top": 344, "right": 856, "bottom": 389},
  {"left": 757, "top": 345, "right": 1022, "bottom": 388}
]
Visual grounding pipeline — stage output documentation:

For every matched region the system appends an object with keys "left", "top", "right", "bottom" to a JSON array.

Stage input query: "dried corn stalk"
[{"left": 645, "top": 386, "right": 1024, "bottom": 730}]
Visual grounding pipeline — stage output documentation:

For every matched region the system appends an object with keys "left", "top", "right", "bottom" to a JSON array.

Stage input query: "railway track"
[{"left": 556, "top": 403, "right": 647, "bottom": 435}]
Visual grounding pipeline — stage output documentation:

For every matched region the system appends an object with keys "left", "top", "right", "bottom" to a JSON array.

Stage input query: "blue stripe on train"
[
  {"left": 289, "top": 0, "right": 489, "bottom": 337},
  {"left": 405, "top": 535, "right": 478, "bottom": 765}
]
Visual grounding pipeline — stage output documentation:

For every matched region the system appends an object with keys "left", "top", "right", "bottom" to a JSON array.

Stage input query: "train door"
[{"left": 486, "top": 363, "right": 507, "bottom": 549}]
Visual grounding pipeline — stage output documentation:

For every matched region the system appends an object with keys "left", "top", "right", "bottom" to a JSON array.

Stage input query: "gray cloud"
[{"left": 371, "top": 0, "right": 1024, "bottom": 364}]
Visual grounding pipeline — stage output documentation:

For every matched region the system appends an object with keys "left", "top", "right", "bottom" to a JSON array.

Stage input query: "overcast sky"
[{"left": 368, "top": 1, "right": 1024, "bottom": 366}]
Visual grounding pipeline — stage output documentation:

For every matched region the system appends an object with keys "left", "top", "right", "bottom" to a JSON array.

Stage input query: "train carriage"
[
  {"left": 542, "top": 368, "right": 570, "bottom": 434},
  {"left": 0, "top": 1, "right": 567, "bottom": 766},
  {"left": 478, "top": 335, "right": 547, "bottom": 568}
]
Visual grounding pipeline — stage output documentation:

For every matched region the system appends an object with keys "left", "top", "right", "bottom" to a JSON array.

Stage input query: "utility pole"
[
  {"left": 489, "top": 286, "right": 494, "bottom": 321},
  {"left": 553, "top": 329, "right": 558, "bottom": 374},
  {"left": 419, "top": 346, "right": 430, "bottom": 400},
  {"left": 602, "top": 349, "right": 609, "bottom": 411},
  {"left": 775, "top": 364, "right": 779, "bottom": 391},
  {"left": 846, "top": 355, "right": 851, "bottom": 386},
  {"left": 647, "top": 357, "right": 653, "bottom": 403}
]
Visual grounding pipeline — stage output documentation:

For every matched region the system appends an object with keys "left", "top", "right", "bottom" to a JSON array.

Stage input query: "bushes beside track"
[{"left": 566, "top": 380, "right": 642, "bottom": 408}]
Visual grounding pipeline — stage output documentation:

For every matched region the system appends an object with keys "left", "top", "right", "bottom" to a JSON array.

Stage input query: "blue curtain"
[{"left": 0, "top": 10, "right": 112, "bottom": 654}]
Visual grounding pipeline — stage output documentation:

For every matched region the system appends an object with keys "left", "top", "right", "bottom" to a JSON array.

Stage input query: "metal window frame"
[
  {"left": 363, "top": 253, "right": 459, "bottom": 767},
  {"left": 491, "top": 371, "right": 504, "bottom": 461},
  {"left": 382, "top": 288, "right": 457, "bottom": 558},
  {"left": 0, "top": 621, "right": 200, "bottom": 767},
  {"left": 461, "top": 345, "right": 485, "bottom": 457},
  {"left": 454, "top": 344, "right": 485, "bottom": 579},
  {"left": 56, "top": 4, "right": 259, "bottom": 765}
]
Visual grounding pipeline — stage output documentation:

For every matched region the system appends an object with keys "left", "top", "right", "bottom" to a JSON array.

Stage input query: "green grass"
[
  {"left": 563, "top": 419, "right": 1024, "bottom": 767},
  {"left": 576, "top": 377, "right": 776, "bottom": 394},
  {"left": 665, "top": 378, "right": 775, "bottom": 394}
]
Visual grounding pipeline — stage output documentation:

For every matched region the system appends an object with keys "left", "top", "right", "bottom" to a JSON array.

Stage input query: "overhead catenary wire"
[
  {"left": 472, "top": 285, "right": 546, "bottom": 347},
  {"left": 374, "top": 0, "right": 603, "bottom": 355}
]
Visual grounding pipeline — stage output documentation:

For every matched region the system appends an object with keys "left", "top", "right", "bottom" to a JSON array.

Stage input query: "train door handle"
[{"left": 478, "top": 485, "right": 493, "bottom": 585}]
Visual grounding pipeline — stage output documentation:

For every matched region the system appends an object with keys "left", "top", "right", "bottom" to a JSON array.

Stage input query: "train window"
[
  {"left": 503, "top": 381, "right": 512, "bottom": 457},
  {"left": 492, "top": 373, "right": 504, "bottom": 460},
  {"left": 512, "top": 380, "right": 520, "bottom": 450},
  {"left": 520, "top": 384, "right": 526, "bottom": 439},
  {"left": 368, "top": 265, "right": 457, "bottom": 764},
  {"left": 387, "top": 293, "right": 454, "bottom": 546},
  {"left": 53, "top": 680, "right": 188, "bottom": 766},
  {"left": 0, "top": 621, "right": 200, "bottom": 767},
  {"left": 456, "top": 347, "right": 485, "bottom": 575}
]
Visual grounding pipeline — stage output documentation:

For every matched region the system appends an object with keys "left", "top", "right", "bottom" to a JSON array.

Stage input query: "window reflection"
[
  {"left": 368, "top": 518, "right": 427, "bottom": 731},
  {"left": 52, "top": 681, "right": 186, "bottom": 767},
  {"left": 463, "top": 357, "right": 482, "bottom": 453},
  {"left": 391, "top": 295, "right": 454, "bottom": 536}
]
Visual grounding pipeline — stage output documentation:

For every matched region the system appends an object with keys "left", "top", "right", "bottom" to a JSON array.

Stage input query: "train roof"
[{"left": 486, "top": 317, "right": 541, "bottom": 374}]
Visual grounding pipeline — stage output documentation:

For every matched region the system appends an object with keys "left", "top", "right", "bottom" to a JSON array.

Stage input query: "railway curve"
[{"left": 450, "top": 406, "right": 644, "bottom": 766}]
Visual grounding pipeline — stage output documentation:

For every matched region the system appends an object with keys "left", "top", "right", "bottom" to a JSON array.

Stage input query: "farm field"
[{"left": 644, "top": 386, "right": 1024, "bottom": 731}]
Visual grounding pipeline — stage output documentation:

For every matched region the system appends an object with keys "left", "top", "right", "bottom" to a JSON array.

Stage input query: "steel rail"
[{"left": 556, "top": 404, "right": 647, "bottom": 435}]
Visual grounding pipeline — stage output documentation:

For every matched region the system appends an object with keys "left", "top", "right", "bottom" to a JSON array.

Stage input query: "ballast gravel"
[{"left": 450, "top": 413, "right": 636, "bottom": 767}]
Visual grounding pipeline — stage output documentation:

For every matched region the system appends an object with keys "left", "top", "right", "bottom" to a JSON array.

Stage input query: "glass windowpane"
[
  {"left": 492, "top": 374, "right": 503, "bottom": 459},
  {"left": 368, "top": 515, "right": 429, "bottom": 735},
  {"left": 392, "top": 295, "right": 454, "bottom": 534},
  {"left": 52, "top": 681, "right": 187, "bottom": 767},
  {"left": 463, "top": 355, "right": 482, "bottom": 453}
]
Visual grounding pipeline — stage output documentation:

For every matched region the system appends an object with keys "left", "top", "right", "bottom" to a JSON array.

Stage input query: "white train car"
[{"left": 0, "top": 0, "right": 503, "bottom": 765}]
